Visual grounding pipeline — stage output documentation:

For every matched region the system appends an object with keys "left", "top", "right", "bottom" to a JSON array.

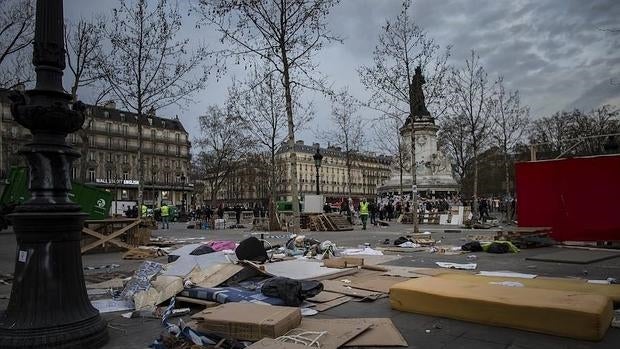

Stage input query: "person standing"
[
  {"left": 160, "top": 203, "right": 170, "bottom": 229},
  {"left": 359, "top": 198, "right": 369, "bottom": 230},
  {"left": 234, "top": 204, "right": 242, "bottom": 225},
  {"left": 141, "top": 203, "right": 148, "bottom": 219}
]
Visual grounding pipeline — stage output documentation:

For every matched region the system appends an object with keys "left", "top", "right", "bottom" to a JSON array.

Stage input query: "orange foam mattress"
[{"left": 390, "top": 277, "right": 613, "bottom": 341}]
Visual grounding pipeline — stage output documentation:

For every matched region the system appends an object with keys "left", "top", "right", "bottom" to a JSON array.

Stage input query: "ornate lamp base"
[{"left": 0, "top": 212, "right": 108, "bottom": 349}]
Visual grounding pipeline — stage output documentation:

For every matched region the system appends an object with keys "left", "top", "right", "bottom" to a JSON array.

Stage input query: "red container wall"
[{"left": 515, "top": 155, "right": 620, "bottom": 241}]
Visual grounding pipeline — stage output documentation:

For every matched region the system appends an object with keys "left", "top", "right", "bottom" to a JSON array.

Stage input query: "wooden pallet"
[{"left": 308, "top": 213, "right": 353, "bottom": 231}]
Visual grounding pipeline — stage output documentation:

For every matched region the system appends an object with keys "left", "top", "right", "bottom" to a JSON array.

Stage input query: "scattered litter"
[
  {"left": 84, "top": 264, "right": 120, "bottom": 271},
  {"left": 399, "top": 241, "right": 421, "bottom": 248},
  {"left": 435, "top": 262, "right": 477, "bottom": 270},
  {"left": 340, "top": 279, "right": 351, "bottom": 284},
  {"left": 467, "top": 255, "right": 478, "bottom": 260},
  {"left": 341, "top": 247, "right": 383, "bottom": 256},
  {"left": 489, "top": 281, "right": 525, "bottom": 287},
  {"left": 477, "top": 271, "right": 537, "bottom": 279},
  {"left": 91, "top": 299, "right": 134, "bottom": 313},
  {"left": 301, "top": 308, "right": 318, "bottom": 316},
  {"left": 425, "top": 329, "right": 431, "bottom": 334},
  {"left": 587, "top": 280, "right": 611, "bottom": 285}
]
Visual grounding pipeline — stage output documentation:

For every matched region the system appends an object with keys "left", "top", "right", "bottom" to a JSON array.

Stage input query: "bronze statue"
[{"left": 410, "top": 65, "right": 431, "bottom": 117}]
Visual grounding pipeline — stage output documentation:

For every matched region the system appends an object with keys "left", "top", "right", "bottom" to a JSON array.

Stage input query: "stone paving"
[{"left": 1, "top": 222, "right": 619, "bottom": 348}]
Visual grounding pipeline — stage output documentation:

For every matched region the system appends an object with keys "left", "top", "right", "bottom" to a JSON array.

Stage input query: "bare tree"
[
  {"left": 489, "top": 76, "right": 529, "bottom": 220},
  {"left": 0, "top": 0, "right": 34, "bottom": 88},
  {"left": 196, "top": 105, "right": 251, "bottom": 206},
  {"left": 197, "top": 0, "right": 341, "bottom": 231},
  {"left": 359, "top": 0, "right": 450, "bottom": 232},
  {"left": 438, "top": 115, "right": 472, "bottom": 184},
  {"left": 373, "top": 113, "right": 408, "bottom": 198},
  {"left": 530, "top": 106, "right": 619, "bottom": 158},
  {"left": 65, "top": 17, "right": 108, "bottom": 183},
  {"left": 448, "top": 50, "right": 494, "bottom": 219},
  {"left": 321, "top": 87, "right": 365, "bottom": 198},
  {"left": 228, "top": 66, "right": 312, "bottom": 229},
  {"left": 97, "top": 0, "right": 210, "bottom": 206}
]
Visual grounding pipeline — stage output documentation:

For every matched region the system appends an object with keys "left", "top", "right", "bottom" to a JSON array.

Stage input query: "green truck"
[{"left": 0, "top": 167, "right": 112, "bottom": 229}]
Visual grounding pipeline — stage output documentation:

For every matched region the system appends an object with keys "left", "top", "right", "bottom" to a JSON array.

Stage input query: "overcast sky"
[{"left": 64, "top": 0, "right": 620, "bottom": 149}]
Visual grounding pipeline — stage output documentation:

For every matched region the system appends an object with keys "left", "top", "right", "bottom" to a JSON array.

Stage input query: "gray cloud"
[{"left": 61, "top": 0, "right": 620, "bottom": 147}]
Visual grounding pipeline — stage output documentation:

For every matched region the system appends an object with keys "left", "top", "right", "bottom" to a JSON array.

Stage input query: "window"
[
  {"left": 151, "top": 130, "right": 156, "bottom": 139},
  {"left": 124, "top": 139, "right": 128, "bottom": 151},
  {"left": 107, "top": 137, "right": 112, "bottom": 149},
  {"left": 89, "top": 136, "right": 95, "bottom": 147},
  {"left": 123, "top": 171, "right": 129, "bottom": 180},
  {"left": 89, "top": 151, "right": 95, "bottom": 161},
  {"left": 88, "top": 168, "right": 95, "bottom": 182},
  {"left": 106, "top": 169, "right": 113, "bottom": 180},
  {"left": 164, "top": 173, "right": 170, "bottom": 184},
  {"left": 123, "top": 154, "right": 128, "bottom": 163},
  {"left": 120, "top": 113, "right": 126, "bottom": 122},
  {"left": 175, "top": 133, "right": 180, "bottom": 143},
  {"left": 107, "top": 153, "right": 112, "bottom": 162},
  {"left": 121, "top": 190, "right": 128, "bottom": 199},
  {"left": 104, "top": 111, "right": 109, "bottom": 118},
  {"left": 72, "top": 167, "right": 78, "bottom": 180},
  {"left": 176, "top": 175, "right": 181, "bottom": 183},
  {"left": 70, "top": 133, "right": 77, "bottom": 144},
  {"left": 123, "top": 125, "right": 128, "bottom": 135}
]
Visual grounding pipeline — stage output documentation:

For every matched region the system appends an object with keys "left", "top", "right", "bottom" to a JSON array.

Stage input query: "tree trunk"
[
  {"left": 398, "top": 136, "right": 403, "bottom": 201},
  {"left": 138, "top": 111, "right": 144, "bottom": 207},
  {"left": 269, "top": 151, "right": 279, "bottom": 230},
  {"left": 282, "top": 58, "right": 299, "bottom": 232},
  {"left": 472, "top": 147, "right": 479, "bottom": 221},
  {"left": 346, "top": 152, "right": 352, "bottom": 199}
]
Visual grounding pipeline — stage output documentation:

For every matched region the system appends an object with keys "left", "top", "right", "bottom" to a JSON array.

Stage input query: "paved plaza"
[{"left": 1, "top": 223, "right": 619, "bottom": 348}]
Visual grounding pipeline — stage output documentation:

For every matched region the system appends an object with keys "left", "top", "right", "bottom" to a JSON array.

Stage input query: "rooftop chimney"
[
  {"left": 296, "top": 140, "right": 304, "bottom": 145},
  {"left": 104, "top": 100, "right": 116, "bottom": 109},
  {"left": 313, "top": 142, "right": 320, "bottom": 148}
]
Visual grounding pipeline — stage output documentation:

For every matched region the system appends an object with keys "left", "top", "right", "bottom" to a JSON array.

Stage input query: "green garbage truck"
[{"left": 0, "top": 167, "right": 112, "bottom": 229}]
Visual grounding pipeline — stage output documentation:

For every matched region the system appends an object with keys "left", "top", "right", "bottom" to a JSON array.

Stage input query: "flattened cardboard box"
[{"left": 191, "top": 303, "right": 301, "bottom": 341}]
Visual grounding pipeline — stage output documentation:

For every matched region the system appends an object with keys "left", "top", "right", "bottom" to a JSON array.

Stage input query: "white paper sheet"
[
  {"left": 435, "top": 262, "right": 477, "bottom": 270},
  {"left": 478, "top": 271, "right": 537, "bottom": 279}
]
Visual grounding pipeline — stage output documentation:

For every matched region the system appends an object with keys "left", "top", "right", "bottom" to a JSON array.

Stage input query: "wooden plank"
[
  {"left": 81, "top": 219, "right": 141, "bottom": 253},
  {"left": 81, "top": 227, "right": 132, "bottom": 250}
]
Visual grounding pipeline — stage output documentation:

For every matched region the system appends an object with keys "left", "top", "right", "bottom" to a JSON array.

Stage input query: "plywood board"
[
  {"left": 247, "top": 338, "right": 308, "bottom": 349},
  {"left": 264, "top": 260, "right": 358, "bottom": 281},
  {"left": 381, "top": 266, "right": 426, "bottom": 278},
  {"left": 343, "top": 318, "right": 408, "bottom": 347},
  {"left": 526, "top": 249, "right": 620, "bottom": 264}
]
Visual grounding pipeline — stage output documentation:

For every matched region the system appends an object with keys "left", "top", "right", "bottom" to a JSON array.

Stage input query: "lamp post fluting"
[{"left": 0, "top": 1, "right": 108, "bottom": 348}]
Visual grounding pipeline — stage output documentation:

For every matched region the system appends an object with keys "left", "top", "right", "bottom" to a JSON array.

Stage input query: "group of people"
[{"left": 189, "top": 203, "right": 268, "bottom": 227}]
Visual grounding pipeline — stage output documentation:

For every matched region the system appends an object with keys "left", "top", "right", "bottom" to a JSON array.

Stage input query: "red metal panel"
[{"left": 516, "top": 155, "right": 620, "bottom": 241}]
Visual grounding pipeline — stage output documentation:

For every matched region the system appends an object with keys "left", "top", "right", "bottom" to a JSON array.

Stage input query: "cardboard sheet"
[
  {"left": 192, "top": 303, "right": 301, "bottom": 341},
  {"left": 526, "top": 249, "right": 620, "bottom": 264},
  {"left": 381, "top": 266, "right": 426, "bottom": 278},
  {"left": 312, "top": 296, "right": 352, "bottom": 311},
  {"left": 349, "top": 275, "right": 410, "bottom": 294},
  {"left": 246, "top": 338, "right": 308, "bottom": 349},
  {"left": 288, "top": 318, "right": 370, "bottom": 349},
  {"left": 390, "top": 277, "right": 614, "bottom": 341},
  {"left": 342, "top": 318, "right": 408, "bottom": 347},
  {"left": 321, "top": 280, "right": 384, "bottom": 300},
  {"left": 307, "top": 291, "right": 347, "bottom": 303}
]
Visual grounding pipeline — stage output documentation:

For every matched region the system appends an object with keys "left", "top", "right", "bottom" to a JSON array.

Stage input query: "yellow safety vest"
[
  {"left": 360, "top": 202, "right": 369, "bottom": 215},
  {"left": 161, "top": 205, "right": 169, "bottom": 217},
  {"left": 141, "top": 205, "right": 147, "bottom": 217}
]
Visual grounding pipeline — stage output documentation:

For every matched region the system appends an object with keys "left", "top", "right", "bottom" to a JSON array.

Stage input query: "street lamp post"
[
  {"left": 0, "top": 1, "right": 108, "bottom": 348},
  {"left": 313, "top": 147, "right": 323, "bottom": 195},
  {"left": 180, "top": 174, "right": 186, "bottom": 213}
]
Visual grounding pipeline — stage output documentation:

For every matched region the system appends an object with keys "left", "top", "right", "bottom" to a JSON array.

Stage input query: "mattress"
[
  {"left": 390, "top": 277, "right": 613, "bottom": 341},
  {"left": 435, "top": 273, "right": 620, "bottom": 303}
]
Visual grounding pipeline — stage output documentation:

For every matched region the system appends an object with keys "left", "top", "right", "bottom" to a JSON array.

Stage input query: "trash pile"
[{"left": 86, "top": 236, "right": 411, "bottom": 348}]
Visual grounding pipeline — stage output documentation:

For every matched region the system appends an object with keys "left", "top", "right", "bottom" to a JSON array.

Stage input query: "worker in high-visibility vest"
[
  {"left": 161, "top": 203, "right": 170, "bottom": 229},
  {"left": 141, "top": 204, "right": 148, "bottom": 218},
  {"left": 359, "top": 198, "right": 369, "bottom": 230}
]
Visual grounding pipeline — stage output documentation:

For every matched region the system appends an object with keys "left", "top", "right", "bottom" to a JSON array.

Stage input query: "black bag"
[
  {"left": 487, "top": 242, "right": 510, "bottom": 254},
  {"left": 394, "top": 236, "right": 410, "bottom": 246},
  {"left": 261, "top": 277, "right": 323, "bottom": 306},
  {"left": 235, "top": 236, "right": 268, "bottom": 263},
  {"left": 461, "top": 241, "right": 483, "bottom": 252},
  {"left": 190, "top": 244, "right": 215, "bottom": 256}
]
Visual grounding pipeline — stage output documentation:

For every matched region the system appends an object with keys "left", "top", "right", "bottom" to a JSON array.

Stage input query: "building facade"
[
  {"left": 275, "top": 141, "right": 392, "bottom": 202},
  {"left": 1, "top": 91, "right": 192, "bottom": 211}
]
